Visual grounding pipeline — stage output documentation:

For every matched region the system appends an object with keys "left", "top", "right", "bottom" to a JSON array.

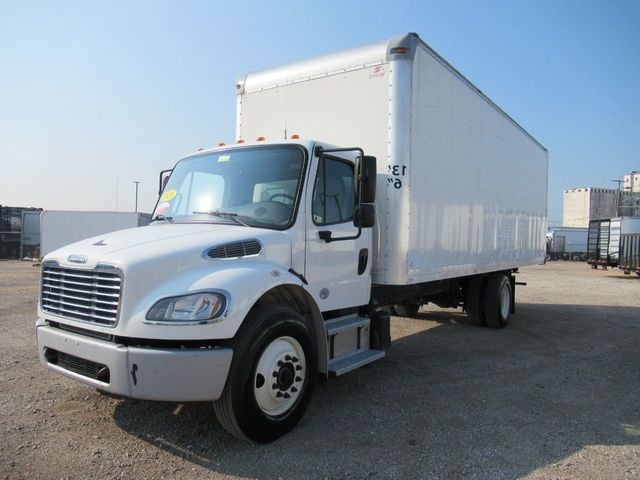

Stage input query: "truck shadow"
[{"left": 113, "top": 302, "right": 640, "bottom": 479}]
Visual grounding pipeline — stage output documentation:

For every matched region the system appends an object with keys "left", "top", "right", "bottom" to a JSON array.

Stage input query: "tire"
[
  {"left": 213, "top": 306, "right": 316, "bottom": 443},
  {"left": 464, "top": 276, "right": 486, "bottom": 326},
  {"left": 393, "top": 303, "right": 420, "bottom": 317},
  {"left": 483, "top": 274, "right": 512, "bottom": 329}
]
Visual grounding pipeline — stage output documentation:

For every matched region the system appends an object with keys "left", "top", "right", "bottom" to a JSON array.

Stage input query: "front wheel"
[{"left": 213, "top": 306, "right": 316, "bottom": 443}]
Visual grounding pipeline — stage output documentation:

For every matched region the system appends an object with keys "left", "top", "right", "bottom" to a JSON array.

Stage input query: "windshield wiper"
[
  {"left": 152, "top": 214, "right": 174, "bottom": 223},
  {"left": 193, "top": 210, "right": 249, "bottom": 227}
]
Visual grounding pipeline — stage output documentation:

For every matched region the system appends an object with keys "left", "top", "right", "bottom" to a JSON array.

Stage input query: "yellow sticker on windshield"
[
  {"left": 160, "top": 189, "right": 177, "bottom": 202},
  {"left": 218, "top": 155, "right": 231, "bottom": 162}
]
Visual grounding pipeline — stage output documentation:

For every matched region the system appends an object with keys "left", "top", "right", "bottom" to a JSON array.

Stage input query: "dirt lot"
[{"left": 1, "top": 260, "right": 639, "bottom": 479}]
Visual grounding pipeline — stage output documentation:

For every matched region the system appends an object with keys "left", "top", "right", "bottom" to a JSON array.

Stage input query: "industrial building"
[
  {"left": 563, "top": 187, "right": 640, "bottom": 227},
  {"left": 624, "top": 171, "right": 640, "bottom": 192}
]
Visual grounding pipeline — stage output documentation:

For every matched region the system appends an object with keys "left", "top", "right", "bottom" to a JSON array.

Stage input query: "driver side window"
[{"left": 312, "top": 158, "right": 356, "bottom": 225}]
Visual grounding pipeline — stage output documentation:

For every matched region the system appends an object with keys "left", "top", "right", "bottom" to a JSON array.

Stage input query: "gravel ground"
[{"left": 1, "top": 260, "right": 639, "bottom": 479}]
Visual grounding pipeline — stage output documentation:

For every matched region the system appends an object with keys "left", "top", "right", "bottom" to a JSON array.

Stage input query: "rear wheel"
[
  {"left": 483, "top": 274, "right": 512, "bottom": 329},
  {"left": 213, "top": 306, "right": 316, "bottom": 443}
]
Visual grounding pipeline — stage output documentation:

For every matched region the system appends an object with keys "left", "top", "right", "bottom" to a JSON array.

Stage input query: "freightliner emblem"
[{"left": 68, "top": 255, "right": 88, "bottom": 264}]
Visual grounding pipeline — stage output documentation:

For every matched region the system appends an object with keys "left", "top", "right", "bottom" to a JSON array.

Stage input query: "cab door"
[{"left": 304, "top": 149, "right": 372, "bottom": 312}]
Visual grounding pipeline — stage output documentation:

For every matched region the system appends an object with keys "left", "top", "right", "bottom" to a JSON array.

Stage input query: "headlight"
[{"left": 146, "top": 292, "right": 227, "bottom": 323}]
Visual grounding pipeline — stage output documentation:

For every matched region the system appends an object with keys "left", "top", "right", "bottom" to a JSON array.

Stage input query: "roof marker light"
[
  {"left": 197, "top": 148, "right": 204, "bottom": 151},
  {"left": 390, "top": 47, "right": 409, "bottom": 55},
  {"left": 218, "top": 142, "right": 226, "bottom": 147},
  {"left": 237, "top": 139, "right": 245, "bottom": 144},
  {"left": 256, "top": 136, "right": 265, "bottom": 141},
  {"left": 291, "top": 134, "right": 300, "bottom": 139}
]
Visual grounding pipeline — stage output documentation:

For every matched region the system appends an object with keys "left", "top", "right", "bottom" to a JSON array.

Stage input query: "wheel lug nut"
[
  {"left": 276, "top": 391, "right": 283, "bottom": 398},
  {"left": 291, "top": 387, "right": 298, "bottom": 393},
  {"left": 272, "top": 383, "right": 278, "bottom": 390},
  {"left": 295, "top": 376, "right": 302, "bottom": 382},
  {"left": 292, "top": 356, "right": 299, "bottom": 363},
  {"left": 283, "top": 393, "right": 291, "bottom": 399},
  {"left": 277, "top": 361, "right": 284, "bottom": 367},
  {"left": 285, "top": 355, "right": 291, "bottom": 361},
  {"left": 272, "top": 371, "right": 278, "bottom": 377},
  {"left": 295, "top": 365, "right": 302, "bottom": 371}
]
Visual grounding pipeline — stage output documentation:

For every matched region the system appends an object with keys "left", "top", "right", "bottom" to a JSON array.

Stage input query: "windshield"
[{"left": 153, "top": 145, "right": 306, "bottom": 229}]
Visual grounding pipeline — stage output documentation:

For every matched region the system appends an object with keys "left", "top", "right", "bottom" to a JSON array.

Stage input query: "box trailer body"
[
  {"left": 619, "top": 233, "right": 640, "bottom": 275},
  {"left": 546, "top": 226, "right": 588, "bottom": 261},
  {"left": 36, "top": 33, "right": 547, "bottom": 442},
  {"left": 237, "top": 33, "right": 548, "bottom": 286},
  {"left": 588, "top": 216, "right": 640, "bottom": 267},
  {"left": 40, "top": 211, "right": 151, "bottom": 258}
]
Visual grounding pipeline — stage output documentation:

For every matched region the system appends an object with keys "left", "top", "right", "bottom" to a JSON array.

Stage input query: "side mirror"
[
  {"left": 358, "top": 155, "right": 377, "bottom": 203},
  {"left": 158, "top": 169, "right": 172, "bottom": 195},
  {"left": 354, "top": 203, "right": 375, "bottom": 228}
]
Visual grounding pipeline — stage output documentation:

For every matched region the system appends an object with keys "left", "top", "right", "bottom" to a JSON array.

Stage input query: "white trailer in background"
[
  {"left": 546, "top": 226, "right": 588, "bottom": 261},
  {"left": 40, "top": 211, "right": 151, "bottom": 258},
  {"left": 36, "top": 33, "right": 547, "bottom": 442}
]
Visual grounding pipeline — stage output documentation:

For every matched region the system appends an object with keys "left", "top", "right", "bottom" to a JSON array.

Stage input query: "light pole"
[{"left": 133, "top": 181, "right": 141, "bottom": 212}]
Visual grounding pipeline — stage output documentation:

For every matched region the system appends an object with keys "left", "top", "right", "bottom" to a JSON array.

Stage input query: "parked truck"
[
  {"left": 36, "top": 33, "right": 548, "bottom": 442},
  {"left": 546, "top": 226, "right": 588, "bottom": 261},
  {"left": 588, "top": 216, "right": 640, "bottom": 268}
]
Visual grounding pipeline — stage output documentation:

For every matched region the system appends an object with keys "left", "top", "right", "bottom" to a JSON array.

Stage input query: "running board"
[
  {"left": 328, "top": 349, "right": 386, "bottom": 376},
  {"left": 324, "top": 314, "right": 385, "bottom": 376}
]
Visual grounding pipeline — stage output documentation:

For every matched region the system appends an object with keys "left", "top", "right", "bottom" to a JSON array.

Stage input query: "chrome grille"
[
  {"left": 41, "top": 265, "right": 122, "bottom": 326},
  {"left": 206, "top": 239, "right": 262, "bottom": 259}
]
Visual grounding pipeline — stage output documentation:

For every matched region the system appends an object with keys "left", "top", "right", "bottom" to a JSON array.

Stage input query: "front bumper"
[{"left": 36, "top": 324, "right": 233, "bottom": 401}]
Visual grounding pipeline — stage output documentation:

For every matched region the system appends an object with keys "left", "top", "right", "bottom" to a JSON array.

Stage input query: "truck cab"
[{"left": 36, "top": 139, "right": 382, "bottom": 442}]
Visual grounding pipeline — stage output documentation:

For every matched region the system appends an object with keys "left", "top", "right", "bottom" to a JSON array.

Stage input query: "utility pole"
[{"left": 133, "top": 181, "right": 141, "bottom": 213}]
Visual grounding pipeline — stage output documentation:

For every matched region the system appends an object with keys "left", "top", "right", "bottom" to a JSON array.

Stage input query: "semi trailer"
[
  {"left": 36, "top": 33, "right": 548, "bottom": 442},
  {"left": 588, "top": 217, "right": 640, "bottom": 268}
]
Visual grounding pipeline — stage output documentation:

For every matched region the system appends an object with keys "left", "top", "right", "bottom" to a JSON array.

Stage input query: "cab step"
[
  {"left": 324, "top": 314, "right": 385, "bottom": 376},
  {"left": 325, "top": 314, "right": 369, "bottom": 336},
  {"left": 328, "top": 348, "right": 385, "bottom": 376}
]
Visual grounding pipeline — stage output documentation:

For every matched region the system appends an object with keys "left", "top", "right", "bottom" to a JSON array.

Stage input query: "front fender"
[{"left": 121, "top": 260, "right": 307, "bottom": 341}]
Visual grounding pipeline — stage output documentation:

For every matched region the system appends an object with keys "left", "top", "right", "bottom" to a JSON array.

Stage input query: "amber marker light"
[
  {"left": 237, "top": 139, "right": 245, "bottom": 143},
  {"left": 218, "top": 142, "right": 226, "bottom": 147},
  {"left": 390, "top": 47, "right": 409, "bottom": 55},
  {"left": 256, "top": 136, "right": 266, "bottom": 141},
  {"left": 290, "top": 134, "right": 300, "bottom": 139}
]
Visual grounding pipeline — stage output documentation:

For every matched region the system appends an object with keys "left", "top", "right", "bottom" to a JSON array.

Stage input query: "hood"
[{"left": 44, "top": 222, "right": 292, "bottom": 271}]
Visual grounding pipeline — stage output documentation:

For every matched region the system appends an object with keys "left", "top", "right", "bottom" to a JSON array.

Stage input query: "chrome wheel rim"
[
  {"left": 499, "top": 282, "right": 510, "bottom": 319},
  {"left": 254, "top": 336, "right": 306, "bottom": 416}
]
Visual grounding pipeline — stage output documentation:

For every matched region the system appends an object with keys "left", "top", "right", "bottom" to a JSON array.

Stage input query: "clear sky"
[{"left": 1, "top": 0, "right": 639, "bottom": 223}]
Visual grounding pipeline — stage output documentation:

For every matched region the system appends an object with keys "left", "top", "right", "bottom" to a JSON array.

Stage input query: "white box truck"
[{"left": 36, "top": 33, "right": 548, "bottom": 442}]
